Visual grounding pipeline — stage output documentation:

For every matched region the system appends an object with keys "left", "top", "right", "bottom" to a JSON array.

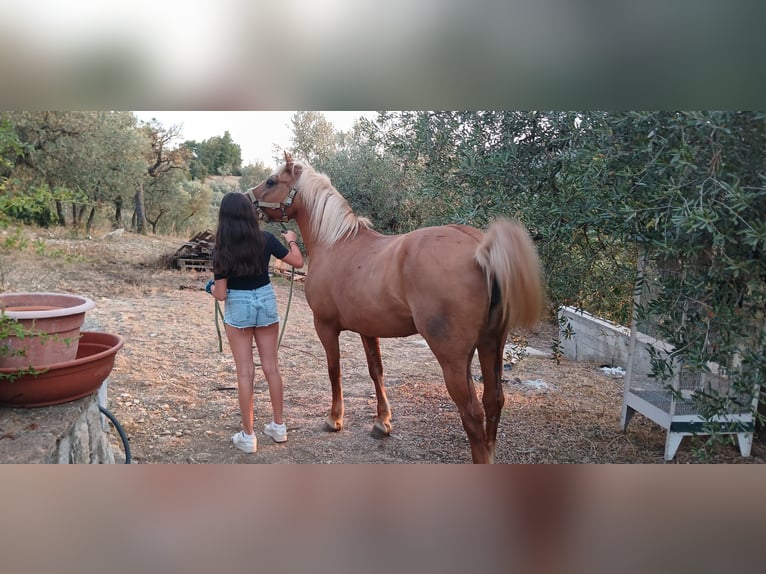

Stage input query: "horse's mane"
[{"left": 293, "top": 162, "right": 372, "bottom": 245}]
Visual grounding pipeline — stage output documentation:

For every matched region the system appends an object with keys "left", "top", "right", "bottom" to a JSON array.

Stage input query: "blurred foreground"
[{"left": 0, "top": 465, "right": 762, "bottom": 574}]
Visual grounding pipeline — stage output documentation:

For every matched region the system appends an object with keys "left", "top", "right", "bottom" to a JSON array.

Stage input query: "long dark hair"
[{"left": 212, "top": 192, "right": 266, "bottom": 277}]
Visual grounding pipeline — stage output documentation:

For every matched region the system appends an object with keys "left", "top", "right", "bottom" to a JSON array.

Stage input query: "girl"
[{"left": 207, "top": 191, "right": 304, "bottom": 453}]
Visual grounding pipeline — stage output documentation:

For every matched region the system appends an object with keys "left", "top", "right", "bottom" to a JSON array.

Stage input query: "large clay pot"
[
  {"left": 0, "top": 331, "right": 124, "bottom": 407},
  {"left": 0, "top": 292, "right": 95, "bottom": 368}
]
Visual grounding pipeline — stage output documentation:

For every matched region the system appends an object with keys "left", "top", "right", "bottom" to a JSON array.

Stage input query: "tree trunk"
[
  {"left": 134, "top": 182, "right": 146, "bottom": 234},
  {"left": 55, "top": 200, "right": 66, "bottom": 226},
  {"left": 114, "top": 196, "right": 123, "bottom": 229},
  {"left": 77, "top": 204, "right": 87, "bottom": 229},
  {"left": 85, "top": 206, "right": 96, "bottom": 236},
  {"left": 146, "top": 209, "right": 164, "bottom": 234}
]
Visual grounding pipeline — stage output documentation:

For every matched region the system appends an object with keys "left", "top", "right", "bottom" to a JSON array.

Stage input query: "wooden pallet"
[
  {"left": 177, "top": 257, "right": 213, "bottom": 271},
  {"left": 173, "top": 230, "right": 214, "bottom": 271},
  {"left": 271, "top": 266, "right": 307, "bottom": 282}
]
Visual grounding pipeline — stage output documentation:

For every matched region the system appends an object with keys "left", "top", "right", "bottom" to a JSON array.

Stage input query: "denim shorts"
[{"left": 223, "top": 285, "right": 279, "bottom": 328}]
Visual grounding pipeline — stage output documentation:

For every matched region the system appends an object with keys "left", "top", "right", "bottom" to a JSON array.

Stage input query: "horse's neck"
[
  {"left": 294, "top": 211, "right": 319, "bottom": 258},
  {"left": 293, "top": 210, "right": 376, "bottom": 258}
]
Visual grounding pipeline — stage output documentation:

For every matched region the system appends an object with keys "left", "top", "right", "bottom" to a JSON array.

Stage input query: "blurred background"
[{"left": 1, "top": 0, "right": 763, "bottom": 109}]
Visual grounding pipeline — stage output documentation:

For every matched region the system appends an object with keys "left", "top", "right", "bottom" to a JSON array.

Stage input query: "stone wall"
[{"left": 0, "top": 390, "right": 115, "bottom": 464}]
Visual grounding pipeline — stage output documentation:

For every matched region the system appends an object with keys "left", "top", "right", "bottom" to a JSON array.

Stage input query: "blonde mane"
[{"left": 293, "top": 162, "right": 372, "bottom": 245}]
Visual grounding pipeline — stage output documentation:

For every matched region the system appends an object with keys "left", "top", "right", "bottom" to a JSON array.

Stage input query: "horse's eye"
[{"left": 266, "top": 178, "right": 275, "bottom": 186}]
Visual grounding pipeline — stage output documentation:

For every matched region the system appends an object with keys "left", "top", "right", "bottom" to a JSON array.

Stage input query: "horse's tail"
[{"left": 474, "top": 218, "right": 544, "bottom": 333}]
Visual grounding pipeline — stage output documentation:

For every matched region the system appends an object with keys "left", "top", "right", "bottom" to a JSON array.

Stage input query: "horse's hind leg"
[
  {"left": 361, "top": 335, "right": 392, "bottom": 438},
  {"left": 436, "top": 352, "right": 490, "bottom": 463},
  {"left": 477, "top": 333, "right": 506, "bottom": 464},
  {"left": 315, "top": 321, "right": 344, "bottom": 431}
]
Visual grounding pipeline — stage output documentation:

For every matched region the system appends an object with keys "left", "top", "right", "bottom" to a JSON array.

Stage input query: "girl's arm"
[
  {"left": 280, "top": 230, "right": 304, "bottom": 268},
  {"left": 211, "top": 277, "right": 228, "bottom": 301}
]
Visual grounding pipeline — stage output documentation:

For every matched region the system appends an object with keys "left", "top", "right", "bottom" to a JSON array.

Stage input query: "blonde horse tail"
[{"left": 474, "top": 218, "right": 544, "bottom": 333}]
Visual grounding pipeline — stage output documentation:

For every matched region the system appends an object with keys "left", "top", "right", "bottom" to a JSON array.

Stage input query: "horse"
[{"left": 247, "top": 152, "right": 544, "bottom": 463}]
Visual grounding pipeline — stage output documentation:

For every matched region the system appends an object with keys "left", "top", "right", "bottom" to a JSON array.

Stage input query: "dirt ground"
[{"left": 2, "top": 225, "right": 765, "bottom": 464}]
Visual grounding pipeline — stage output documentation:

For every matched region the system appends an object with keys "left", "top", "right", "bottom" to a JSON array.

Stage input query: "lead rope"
[
  {"left": 214, "top": 299, "right": 225, "bottom": 352},
  {"left": 278, "top": 262, "right": 295, "bottom": 350},
  {"left": 275, "top": 221, "right": 296, "bottom": 350}
]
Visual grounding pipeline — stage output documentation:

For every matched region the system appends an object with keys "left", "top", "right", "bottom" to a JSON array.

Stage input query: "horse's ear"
[{"left": 284, "top": 151, "right": 301, "bottom": 179}]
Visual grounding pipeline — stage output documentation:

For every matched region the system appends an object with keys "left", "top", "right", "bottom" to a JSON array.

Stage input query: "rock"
[{"left": 104, "top": 228, "right": 124, "bottom": 240}]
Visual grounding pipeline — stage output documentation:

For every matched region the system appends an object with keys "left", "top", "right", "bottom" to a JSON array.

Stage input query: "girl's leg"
[
  {"left": 225, "top": 324, "right": 256, "bottom": 434},
  {"left": 253, "top": 322, "right": 283, "bottom": 424}
]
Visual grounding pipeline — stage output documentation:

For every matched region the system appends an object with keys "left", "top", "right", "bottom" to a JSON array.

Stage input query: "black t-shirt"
[{"left": 214, "top": 231, "right": 289, "bottom": 289}]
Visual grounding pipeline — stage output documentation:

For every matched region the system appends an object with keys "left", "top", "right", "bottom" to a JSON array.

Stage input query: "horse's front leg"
[
  {"left": 361, "top": 335, "right": 392, "bottom": 438},
  {"left": 315, "top": 321, "right": 344, "bottom": 431}
]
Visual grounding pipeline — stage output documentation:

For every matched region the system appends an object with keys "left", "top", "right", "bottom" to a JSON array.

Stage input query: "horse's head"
[{"left": 245, "top": 151, "right": 303, "bottom": 223}]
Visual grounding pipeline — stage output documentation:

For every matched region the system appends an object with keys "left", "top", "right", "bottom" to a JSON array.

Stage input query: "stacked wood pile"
[
  {"left": 272, "top": 257, "right": 307, "bottom": 282},
  {"left": 172, "top": 230, "right": 214, "bottom": 271}
]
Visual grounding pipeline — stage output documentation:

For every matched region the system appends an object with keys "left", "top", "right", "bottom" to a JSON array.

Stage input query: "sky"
[{"left": 132, "top": 111, "right": 376, "bottom": 168}]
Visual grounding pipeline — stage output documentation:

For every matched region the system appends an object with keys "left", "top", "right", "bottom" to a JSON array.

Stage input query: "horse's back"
[
  {"left": 306, "top": 225, "right": 490, "bottom": 339},
  {"left": 401, "top": 223, "right": 486, "bottom": 286},
  {"left": 359, "top": 224, "right": 487, "bottom": 300},
  {"left": 343, "top": 225, "right": 490, "bottom": 348}
]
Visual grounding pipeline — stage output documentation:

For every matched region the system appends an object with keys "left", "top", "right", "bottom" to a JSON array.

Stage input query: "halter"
[{"left": 244, "top": 186, "right": 298, "bottom": 223}]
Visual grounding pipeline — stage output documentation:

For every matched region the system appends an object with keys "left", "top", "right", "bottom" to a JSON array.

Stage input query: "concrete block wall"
[
  {"left": 557, "top": 306, "right": 632, "bottom": 367},
  {"left": 557, "top": 306, "right": 677, "bottom": 379}
]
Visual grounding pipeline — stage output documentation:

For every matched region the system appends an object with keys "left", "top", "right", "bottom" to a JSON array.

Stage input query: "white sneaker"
[
  {"left": 264, "top": 421, "right": 287, "bottom": 443},
  {"left": 232, "top": 430, "right": 257, "bottom": 453}
]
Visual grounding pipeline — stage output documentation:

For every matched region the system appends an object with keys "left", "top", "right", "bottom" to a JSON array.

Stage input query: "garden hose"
[{"left": 99, "top": 404, "right": 131, "bottom": 464}]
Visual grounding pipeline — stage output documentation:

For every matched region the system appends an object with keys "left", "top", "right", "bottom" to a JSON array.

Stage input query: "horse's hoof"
[
  {"left": 324, "top": 418, "right": 343, "bottom": 432},
  {"left": 370, "top": 421, "right": 391, "bottom": 439}
]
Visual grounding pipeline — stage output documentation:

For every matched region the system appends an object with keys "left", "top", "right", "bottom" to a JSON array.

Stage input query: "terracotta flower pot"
[
  {"left": 0, "top": 292, "right": 95, "bottom": 369},
  {"left": 0, "top": 331, "right": 124, "bottom": 407}
]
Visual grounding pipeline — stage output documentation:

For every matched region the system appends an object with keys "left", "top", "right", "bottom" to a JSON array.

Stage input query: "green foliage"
[
  {"left": 185, "top": 131, "right": 242, "bottom": 179},
  {"left": 366, "top": 110, "right": 766, "bottom": 440},
  {"left": 2, "top": 227, "right": 28, "bottom": 251},
  {"left": 0, "top": 119, "right": 23, "bottom": 175},
  {"left": 0, "top": 225, "right": 43, "bottom": 380},
  {"left": 0, "top": 311, "right": 56, "bottom": 382},
  {"left": 167, "top": 180, "right": 215, "bottom": 235},
  {"left": 0, "top": 184, "right": 84, "bottom": 227},
  {"left": 1, "top": 111, "right": 149, "bottom": 231},
  {"left": 0, "top": 119, "right": 23, "bottom": 229},
  {"left": 289, "top": 112, "right": 340, "bottom": 166},
  {"left": 0, "top": 312, "right": 33, "bottom": 360},
  {"left": 569, "top": 111, "right": 766, "bottom": 437},
  {"left": 239, "top": 162, "right": 272, "bottom": 191},
  {"left": 321, "top": 121, "right": 424, "bottom": 234},
  {"left": 370, "top": 111, "right": 637, "bottom": 322}
]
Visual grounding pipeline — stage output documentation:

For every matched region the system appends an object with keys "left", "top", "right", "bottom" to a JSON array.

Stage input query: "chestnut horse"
[{"left": 248, "top": 152, "right": 544, "bottom": 463}]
